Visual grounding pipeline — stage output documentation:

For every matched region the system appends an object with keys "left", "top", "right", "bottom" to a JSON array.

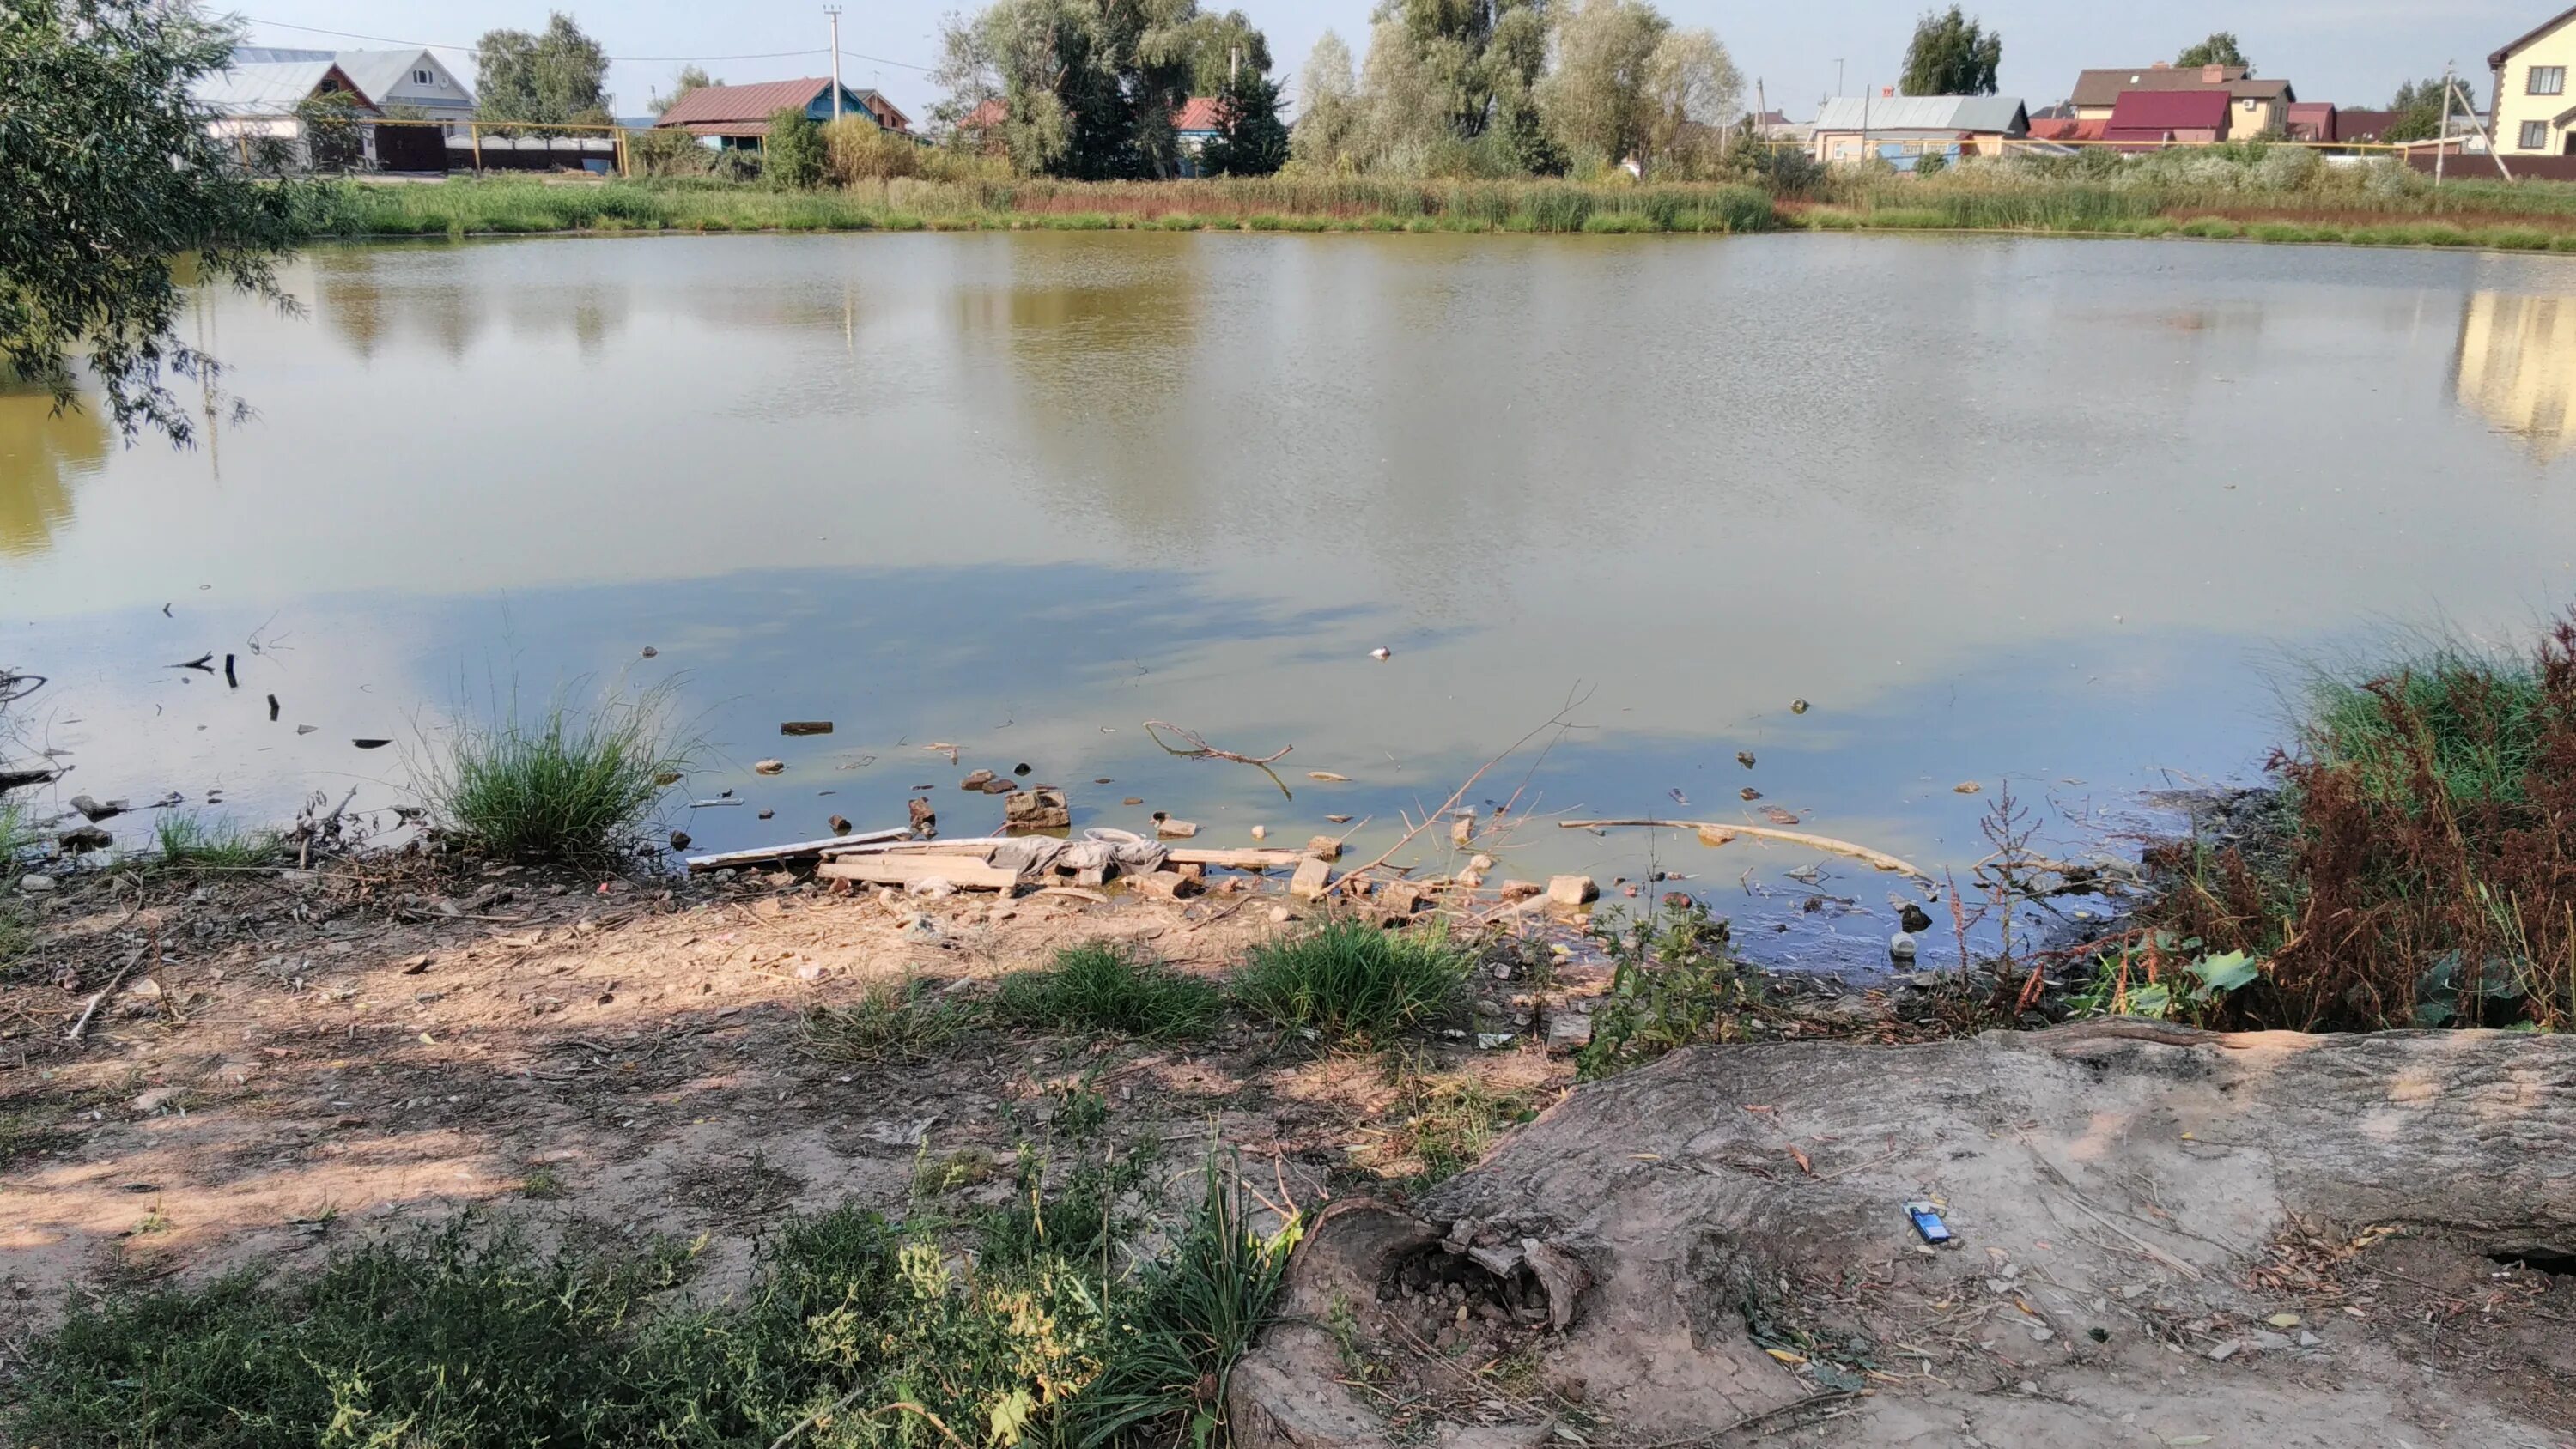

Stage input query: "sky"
[{"left": 229, "top": 0, "right": 2543, "bottom": 124}]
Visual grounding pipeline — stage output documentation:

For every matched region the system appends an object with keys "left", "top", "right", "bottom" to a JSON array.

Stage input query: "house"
[
  {"left": 1174, "top": 96, "right": 1224, "bottom": 176},
  {"left": 2029, "top": 101, "right": 2077, "bottom": 121},
  {"left": 2025, "top": 116, "right": 2105, "bottom": 142},
  {"left": 1808, "top": 94, "right": 2029, "bottom": 164},
  {"left": 2104, "top": 89, "right": 2232, "bottom": 147},
  {"left": 2334, "top": 108, "right": 2401, "bottom": 143},
  {"left": 230, "top": 45, "right": 474, "bottom": 168},
  {"left": 2070, "top": 64, "right": 2295, "bottom": 140},
  {"left": 653, "top": 77, "right": 902, "bottom": 148},
  {"left": 2285, "top": 101, "right": 2336, "bottom": 142},
  {"left": 191, "top": 55, "right": 380, "bottom": 167},
  {"left": 2493, "top": 6, "right": 2576, "bottom": 155}
]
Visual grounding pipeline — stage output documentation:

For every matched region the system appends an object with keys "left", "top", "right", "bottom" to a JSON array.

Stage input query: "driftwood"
[
  {"left": 1233, "top": 1027, "right": 2576, "bottom": 1449},
  {"left": 1558, "top": 818, "right": 1924, "bottom": 878},
  {"left": 683, "top": 828, "right": 908, "bottom": 873},
  {"left": 1165, "top": 846, "right": 1308, "bottom": 871}
]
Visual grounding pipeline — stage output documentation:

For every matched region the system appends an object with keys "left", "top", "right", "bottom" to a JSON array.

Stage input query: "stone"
[
  {"left": 1290, "top": 857, "right": 1333, "bottom": 900},
  {"left": 1546, "top": 1009, "right": 1594, "bottom": 1052},
  {"left": 908, "top": 797, "right": 937, "bottom": 831},
  {"left": 908, "top": 876, "right": 959, "bottom": 899},
  {"left": 753, "top": 759, "right": 786, "bottom": 775},
  {"left": 1469, "top": 854, "right": 1495, "bottom": 872},
  {"left": 1499, "top": 880, "right": 1543, "bottom": 900},
  {"left": 68, "top": 793, "right": 122, "bottom": 822},
  {"left": 1129, "top": 870, "right": 1202, "bottom": 900},
  {"left": 1305, "top": 835, "right": 1343, "bottom": 861},
  {"left": 130, "top": 1088, "right": 181, "bottom": 1113},
  {"left": 1910, "top": 971, "right": 1939, "bottom": 989},
  {"left": 1449, "top": 815, "right": 1474, "bottom": 846},
  {"left": 17, "top": 874, "right": 54, "bottom": 894},
  {"left": 668, "top": 830, "right": 692, "bottom": 851},
  {"left": 1380, "top": 881, "right": 1427, "bottom": 915},
  {"left": 829, "top": 815, "right": 853, "bottom": 835},
  {"left": 2251, "top": 1330, "right": 2293, "bottom": 1352},
  {"left": 980, "top": 779, "right": 1018, "bottom": 795},
  {"left": 2296, "top": 1331, "right": 2322, "bottom": 1349},
  {"left": 961, "top": 769, "right": 996, "bottom": 790},
  {"left": 1004, "top": 787, "right": 1070, "bottom": 830},
  {"left": 1249, "top": 825, "right": 1267, "bottom": 840},
  {"left": 1155, "top": 817, "right": 1200, "bottom": 840},
  {"left": 55, "top": 824, "right": 112, "bottom": 854},
  {"left": 1546, "top": 875, "right": 1598, "bottom": 908},
  {"left": 1268, "top": 906, "right": 1292, "bottom": 925},
  {"left": 2206, "top": 1340, "right": 2243, "bottom": 1362}
]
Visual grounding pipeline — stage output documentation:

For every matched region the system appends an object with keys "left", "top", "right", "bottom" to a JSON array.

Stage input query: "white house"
[{"left": 220, "top": 46, "right": 477, "bottom": 168}]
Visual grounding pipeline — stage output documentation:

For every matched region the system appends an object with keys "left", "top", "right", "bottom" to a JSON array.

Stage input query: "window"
[
  {"left": 2525, "top": 119, "right": 2552, "bottom": 149},
  {"left": 2530, "top": 65, "right": 2567, "bottom": 96},
  {"left": 416, "top": 68, "right": 434, "bottom": 85}
]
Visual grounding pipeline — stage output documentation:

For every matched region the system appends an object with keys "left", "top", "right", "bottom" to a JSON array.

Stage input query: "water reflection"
[
  {"left": 2456, "top": 290, "right": 2576, "bottom": 460},
  {"left": 0, "top": 385, "right": 107, "bottom": 556}
]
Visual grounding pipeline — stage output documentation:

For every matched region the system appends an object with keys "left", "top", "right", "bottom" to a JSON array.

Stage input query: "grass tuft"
[
  {"left": 1233, "top": 917, "right": 1470, "bottom": 1043},
  {"left": 803, "top": 976, "right": 980, "bottom": 1063},
  {"left": 414, "top": 685, "right": 686, "bottom": 863},
  {"left": 994, "top": 942, "right": 1222, "bottom": 1039},
  {"left": 152, "top": 812, "right": 279, "bottom": 870}
]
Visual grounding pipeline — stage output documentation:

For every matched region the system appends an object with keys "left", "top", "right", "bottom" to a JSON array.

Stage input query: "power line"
[{"left": 240, "top": 15, "right": 927, "bottom": 69}]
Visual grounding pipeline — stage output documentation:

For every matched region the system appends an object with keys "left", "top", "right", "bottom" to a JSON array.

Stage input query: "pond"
[{"left": 10, "top": 230, "right": 2576, "bottom": 969}]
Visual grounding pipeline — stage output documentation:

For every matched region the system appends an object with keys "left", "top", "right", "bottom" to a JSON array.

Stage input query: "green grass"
[
  {"left": 993, "top": 943, "right": 1222, "bottom": 1039},
  {"left": 152, "top": 812, "right": 279, "bottom": 869},
  {"left": 306, "top": 176, "right": 1782, "bottom": 238},
  {"left": 414, "top": 687, "right": 686, "bottom": 863},
  {"left": 802, "top": 976, "right": 980, "bottom": 1063},
  {"left": 1367, "top": 1068, "right": 1538, "bottom": 1197},
  {"left": 1232, "top": 917, "right": 1470, "bottom": 1044},
  {"left": 2299, "top": 643, "right": 2545, "bottom": 810}
]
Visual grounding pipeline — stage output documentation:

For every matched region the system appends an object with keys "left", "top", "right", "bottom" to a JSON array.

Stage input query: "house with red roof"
[
  {"left": 653, "top": 77, "right": 908, "bottom": 149},
  {"left": 2105, "top": 89, "right": 2232, "bottom": 149}
]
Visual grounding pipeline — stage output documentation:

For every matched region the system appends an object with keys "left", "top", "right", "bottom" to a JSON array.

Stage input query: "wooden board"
[
  {"left": 1165, "top": 847, "right": 1306, "bottom": 871},
  {"left": 683, "top": 828, "right": 910, "bottom": 873},
  {"left": 817, "top": 855, "right": 1022, "bottom": 890}
]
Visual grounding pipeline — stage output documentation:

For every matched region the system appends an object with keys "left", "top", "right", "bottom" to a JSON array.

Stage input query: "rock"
[
  {"left": 980, "top": 779, "right": 1018, "bottom": 795},
  {"left": 758, "top": 809, "right": 775, "bottom": 821},
  {"left": 1449, "top": 815, "right": 1474, "bottom": 846},
  {"left": 1899, "top": 901, "right": 1934, "bottom": 932},
  {"left": 908, "top": 797, "right": 937, "bottom": 831},
  {"left": 1129, "top": 870, "right": 1202, "bottom": 900},
  {"left": 1290, "top": 857, "right": 1334, "bottom": 900},
  {"left": 130, "top": 1088, "right": 181, "bottom": 1113},
  {"left": 55, "top": 824, "right": 112, "bottom": 854},
  {"left": 1889, "top": 931, "right": 1919, "bottom": 961},
  {"left": 780, "top": 721, "right": 834, "bottom": 736},
  {"left": 829, "top": 815, "right": 854, "bottom": 835},
  {"left": 2251, "top": 1330, "right": 2293, "bottom": 1352},
  {"left": 1380, "top": 881, "right": 1427, "bottom": 915},
  {"left": 908, "top": 876, "right": 959, "bottom": 899},
  {"left": 1122, "top": 797, "right": 1145, "bottom": 807},
  {"left": 640, "top": 646, "right": 658, "bottom": 658},
  {"left": 1004, "top": 787, "right": 1070, "bottom": 830},
  {"left": 1546, "top": 875, "right": 1598, "bottom": 908},
  {"left": 1305, "top": 835, "right": 1343, "bottom": 861},
  {"left": 2296, "top": 1330, "right": 2322, "bottom": 1349},
  {"left": 668, "top": 830, "right": 692, "bottom": 851},
  {"left": 1249, "top": 825, "right": 1267, "bottom": 840},
  {"left": 1546, "top": 1009, "right": 1594, "bottom": 1052},
  {"left": 1499, "top": 880, "right": 1543, "bottom": 901},
  {"left": 1954, "top": 781, "right": 1983, "bottom": 794},
  {"left": 1268, "top": 906, "right": 1292, "bottom": 925},
  {"left": 1155, "top": 818, "right": 1200, "bottom": 840},
  {"left": 2207, "top": 1339, "right": 2243, "bottom": 1362},
  {"left": 754, "top": 759, "right": 786, "bottom": 775},
  {"left": 18, "top": 874, "right": 55, "bottom": 894},
  {"left": 961, "top": 770, "right": 996, "bottom": 790},
  {"left": 1910, "top": 971, "right": 1939, "bottom": 989},
  {"left": 68, "top": 793, "right": 122, "bottom": 822},
  {"left": 1736, "top": 751, "right": 1756, "bottom": 768}
]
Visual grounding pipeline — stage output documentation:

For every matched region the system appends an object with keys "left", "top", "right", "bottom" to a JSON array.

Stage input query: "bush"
[
  {"left": 2253, "top": 144, "right": 2323, "bottom": 191},
  {"left": 1233, "top": 917, "right": 1469, "bottom": 1042},
  {"left": 995, "top": 942, "right": 1222, "bottom": 1038},
  {"left": 414, "top": 686, "right": 685, "bottom": 863},
  {"left": 804, "top": 976, "right": 980, "bottom": 1061},
  {"left": 1576, "top": 900, "right": 1755, "bottom": 1080},
  {"left": 763, "top": 106, "right": 824, "bottom": 188},
  {"left": 823, "top": 116, "right": 921, "bottom": 182}
]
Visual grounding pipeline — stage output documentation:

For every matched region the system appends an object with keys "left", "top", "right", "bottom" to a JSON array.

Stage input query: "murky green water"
[{"left": 11, "top": 231, "right": 2576, "bottom": 967}]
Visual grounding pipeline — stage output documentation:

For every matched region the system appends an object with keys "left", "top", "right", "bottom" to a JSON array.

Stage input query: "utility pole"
[
  {"left": 2435, "top": 58, "right": 2453, "bottom": 192},
  {"left": 826, "top": 5, "right": 844, "bottom": 122},
  {"left": 1833, "top": 58, "right": 1844, "bottom": 96}
]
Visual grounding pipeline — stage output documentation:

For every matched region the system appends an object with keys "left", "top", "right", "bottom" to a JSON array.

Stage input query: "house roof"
[
  {"left": 2070, "top": 65, "right": 2293, "bottom": 107},
  {"left": 2105, "top": 88, "right": 2233, "bottom": 135},
  {"left": 2025, "top": 117, "right": 2105, "bottom": 142},
  {"left": 331, "top": 49, "right": 473, "bottom": 108},
  {"left": 2494, "top": 5, "right": 2576, "bottom": 68},
  {"left": 2335, "top": 108, "right": 2400, "bottom": 142},
  {"left": 1811, "top": 94, "right": 2029, "bottom": 135},
  {"left": 653, "top": 77, "right": 890, "bottom": 128},
  {"left": 961, "top": 97, "right": 1007, "bottom": 129},
  {"left": 191, "top": 58, "right": 374, "bottom": 116},
  {"left": 1174, "top": 96, "right": 1223, "bottom": 133}
]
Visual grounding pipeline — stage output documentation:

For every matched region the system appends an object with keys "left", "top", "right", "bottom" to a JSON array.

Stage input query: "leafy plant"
[
  {"left": 412, "top": 682, "right": 688, "bottom": 863},
  {"left": 2065, "top": 934, "right": 2260, "bottom": 1024},
  {"left": 1234, "top": 917, "right": 1470, "bottom": 1044},
  {"left": 1577, "top": 899, "right": 1753, "bottom": 1080},
  {"left": 764, "top": 106, "right": 826, "bottom": 189}
]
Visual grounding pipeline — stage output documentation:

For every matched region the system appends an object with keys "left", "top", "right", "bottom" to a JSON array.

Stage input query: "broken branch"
[
  {"left": 1141, "top": 720, "right": 1294, "bottom": 798},
  {"left": 1558, "top": 819, "right": 1925, "bottom": 878}
]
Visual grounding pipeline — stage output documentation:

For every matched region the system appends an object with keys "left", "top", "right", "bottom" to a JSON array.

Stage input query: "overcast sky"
[{"left": 229, "top": 0, "right": 2541, "bottom": 123}]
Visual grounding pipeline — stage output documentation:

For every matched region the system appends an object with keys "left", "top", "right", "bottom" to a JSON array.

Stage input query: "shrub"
[
  {"left": 823, "top": 116, "right": 921, "bottom": 182},
  {"left": 2253, "top": 144, "right": 2323, "bottom": 191},
  {"left": 413, "top": 686, "right": 685, "bottom": 863},
  {"left": 1233, "top": 917, "right": 1469, "bottom": 1042},
  {"left": 764, "top": 106, "right": 825, "bottom": 188},
  {"left": 1577, "top": 900, "right": 1755, "bottom": 1080},
  {"left": 995, "top": 942, "right": 1222, "bottom": 1038}
]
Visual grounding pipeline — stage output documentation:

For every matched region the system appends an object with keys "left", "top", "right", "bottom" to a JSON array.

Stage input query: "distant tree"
[
  {"left": 649, "top": 63, "right": 716, "bottom": 115},
  {"left": 1, "top": 0, "right": 303, "bottom": 444},
  {"left": 1288, "top": 31, "right": 1360, "bottom": 171},
  {"left": 1198, "top": 64, "right": 1289, "bottom": 175},
  {"left": 474, "top": 13, "right": 610, "bottom": 128},
  {"left": 1899, "top": 5, "right": 2001, "bottom": 97},
  {"left": 293, "top": 90, "right": 367, "bottom": 173},
  {"left": 1536, "top": 0, "right": 1668, "bottom": 170},
  {"left": 2175, "top": 32, "right": 2250, "bottom": 74},
  {"left": 933, "top": 0, "right": 1252, "bottom": 179},
  {"left": 763, "top": 106, "right": 826, "bottom": 187},
  {"left": 1639, "top": 27, "right": 1741, "bottom": 177},
  {"left": 2384, "top": 76, "right": 2471, "bottom": 142},
  {"left": 1176, "top": 9, "right": 1270, "bottom": 94}
]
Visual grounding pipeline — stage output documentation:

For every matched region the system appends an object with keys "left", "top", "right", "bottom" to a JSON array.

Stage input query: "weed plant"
[
  {"left": 152, "top": 812, "right": 278, "bottom": 869},
  {"left": 1577, "top": 900, "right": 1757, "bottom": 1080},
  {"left": 1234, "top": 917, "right": 1470, "bottom": 1043},
  {"left": 803, "top": 976, "right": 981, "bottom": 1063},
  {"left": 994, "top": 943, "right": 1222, "bottom": 1039}
]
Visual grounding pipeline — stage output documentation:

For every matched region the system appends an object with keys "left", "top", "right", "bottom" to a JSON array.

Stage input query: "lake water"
[{"left": 11, "top": 231, "right": 2576, "bottom": 969}]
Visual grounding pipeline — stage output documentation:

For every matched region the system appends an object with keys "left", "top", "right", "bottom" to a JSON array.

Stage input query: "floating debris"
[
  {"left": 1789, "top": 699, "right": 1810, "bottom": 714},
  {"left": 1369, "top": 647, "right": 1392, "bottom": 661},
  {"left": 754, "top": 759, "right": 786, "bottom": 775},
  {"left": 353, "top": 739, "right": 391, "bottom": 750},
  {"left": 781, "top": 721, "right": 834, "bottom": 737}
]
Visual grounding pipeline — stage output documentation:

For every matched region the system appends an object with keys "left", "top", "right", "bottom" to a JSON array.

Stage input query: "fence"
[{"left": 213, "top": 113, "right": 638, "bottom": 177}]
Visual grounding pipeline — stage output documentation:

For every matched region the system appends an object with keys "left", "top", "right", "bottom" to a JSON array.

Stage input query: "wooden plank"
[
  {"left": 818, "top": 855, "right": 1022, "bottom": 890},
  {"left": 683, "top": 828, "right": 909, "bottom": 873},
  {"left": 1165, "top": 847, "right": 1305, "bottom": 871}
]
